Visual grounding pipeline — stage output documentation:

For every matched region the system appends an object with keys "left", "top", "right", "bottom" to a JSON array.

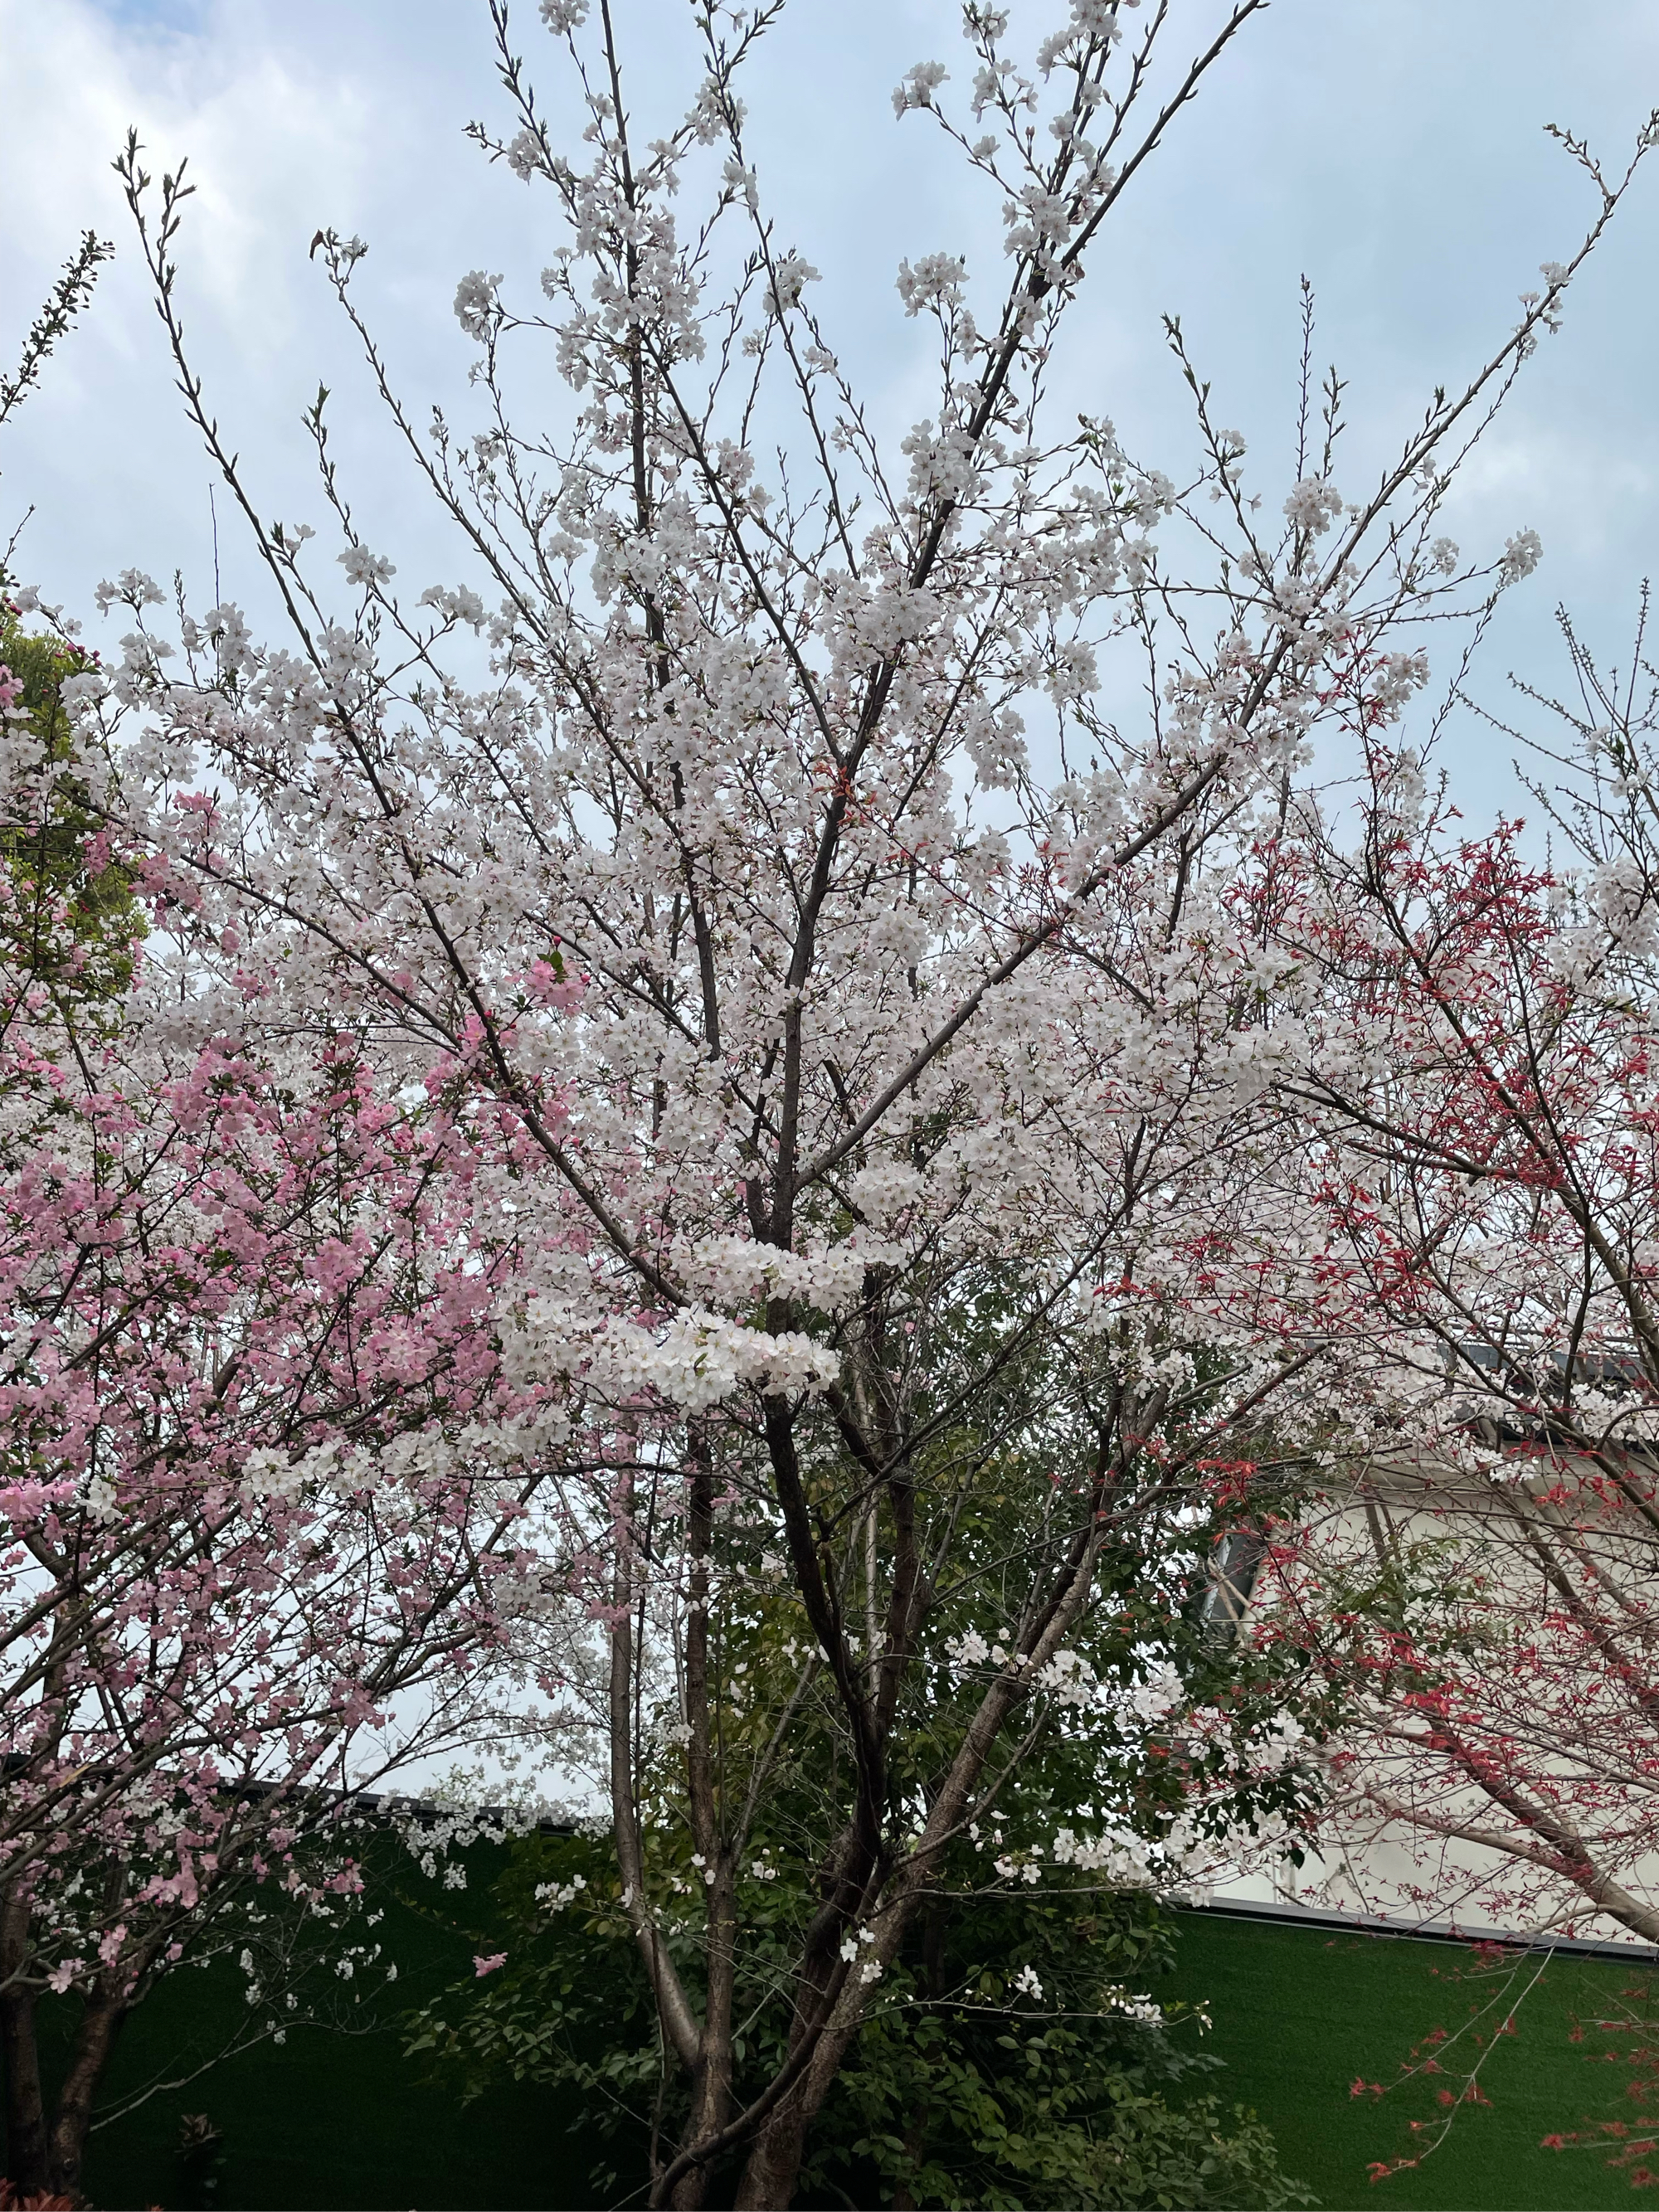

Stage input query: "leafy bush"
[{"left": 408, "top": 1830, "right": 1311, "bottom": 2210}]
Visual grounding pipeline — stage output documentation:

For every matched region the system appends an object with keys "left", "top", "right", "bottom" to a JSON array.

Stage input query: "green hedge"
[
  {"left": 9, "top": 1863, "right": 1657, "bottom": 2209},
  {"left": 1162, "top": 1909, "right": 1657, "bottom": 2211},
  {"left": 6, "top": 1841, "right": 592, "bottom": 2211}
]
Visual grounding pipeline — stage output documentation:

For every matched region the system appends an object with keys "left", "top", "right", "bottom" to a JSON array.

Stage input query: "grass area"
[{"left": 1165, "top": 1909, "right": 1659, "bottom": 2212}]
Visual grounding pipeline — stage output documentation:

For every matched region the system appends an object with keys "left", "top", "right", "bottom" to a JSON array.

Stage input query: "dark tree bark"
[
  {"left": 0, "top": 1894, "right": 131, "bottom": 2205},
  {"left": 0, "top": 1895, "right": 49, "bottom": 2198},
  {"left": 45, "top": 1983, "right": 129, "bottom": 2202}
]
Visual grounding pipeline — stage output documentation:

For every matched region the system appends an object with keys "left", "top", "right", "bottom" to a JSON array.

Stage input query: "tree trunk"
[
  {"left": 668, "top": 2044, "right": 731, "bottom": 2210},
  {"left": 0, "top": 1895, "right": 48, "bottom": 2197},
  {"left": 731, "top": 1524, "right": 1107, "bottom": 2209},
  {"left": 665, "top": 1434, "right": 734, "bottom": 2211},
  {"left": 0, "top": 1992, "right": 48, "bottom": 2197},
  {"left": 733, "top": 2117, "right": 809, "bottom": 2212},
  {"left": 733, "top": 2071, "right": 833, "bottom": 2212},
  {"left": 0, "top": 1898, "right": 134, "bottom": 2209},
  {"left": 46, "top": 1983, "right": 129, "bottom": 2202},
  {"left": 732, "top": 2001, "right": 867, "bottom": 2212}
]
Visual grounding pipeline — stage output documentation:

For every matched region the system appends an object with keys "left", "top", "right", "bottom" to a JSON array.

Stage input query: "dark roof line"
[{"left": 1183, "top": 1891, "right": 1659, "bottom": 1965}]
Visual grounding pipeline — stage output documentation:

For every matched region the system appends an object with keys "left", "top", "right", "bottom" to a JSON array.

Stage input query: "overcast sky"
[{"left": 6, "top": 0, "right": 1659, "bottom": 820}]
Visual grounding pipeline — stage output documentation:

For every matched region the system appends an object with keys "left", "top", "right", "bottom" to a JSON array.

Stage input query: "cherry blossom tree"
[
  {"left": 0, "top": 1000, "right": 583, "bottom": 2195},
  {"left": 27, "top": 0, "right": 1658, "bottom": 2200},
  {"left": 1258, "top": 607, "right": 1659, "bottom": 1957},
  {"left": 0, "top": 178, "right": 598, "bottom": 2212},
  {"left": 0, "top": 627, "right": 588, "bottom": 2201}
]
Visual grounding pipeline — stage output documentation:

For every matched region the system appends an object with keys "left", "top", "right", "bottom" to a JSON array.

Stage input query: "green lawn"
[{"left": 1164, "top": 1909, "right": 1659, "bottom": 2211}]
